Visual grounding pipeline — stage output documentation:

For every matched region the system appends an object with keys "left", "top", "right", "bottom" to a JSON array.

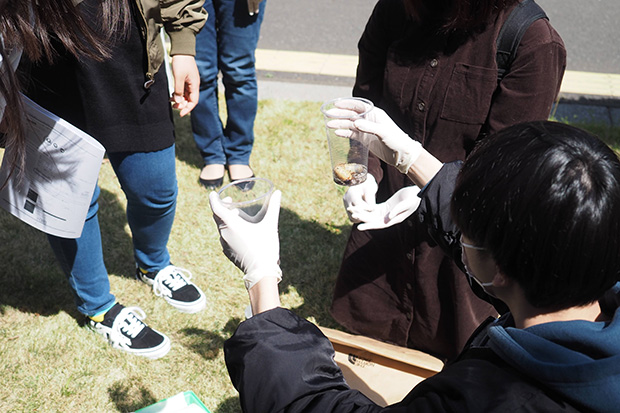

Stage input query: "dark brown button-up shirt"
[{"left": 331, "top": 0, "right": 566, "bottom": 361}]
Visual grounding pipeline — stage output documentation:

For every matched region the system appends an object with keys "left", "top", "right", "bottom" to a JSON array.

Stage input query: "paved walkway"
[{"left": 255, "top": 49, "right": 620, "bottom": 127}]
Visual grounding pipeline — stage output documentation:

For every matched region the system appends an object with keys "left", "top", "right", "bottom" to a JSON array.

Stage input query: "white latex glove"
[
  {"left": 343, "top": 174, "right": 378, "bottom": 223},
  {"left": 247, "top": 0, "right": 263, "bottom": 15},
  {"left": 326, "top": 100, "right": 423, "bottom": 174},
  {"left": 348, "top": 186, "right": 421, "bottom": 231},
  {"left": 209, "top": 190, "right": 282, "bottom": 290}
]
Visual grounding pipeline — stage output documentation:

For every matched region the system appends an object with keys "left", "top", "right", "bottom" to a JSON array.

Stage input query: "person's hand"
[
  {"left": 247, "top": 0, "right": 263, "bottom": 15},
  {"left": 170, "top": 54, "right": 200, "bottom": 117},
  {"left": 326, "top": 100, "right": 423, "bottom": 174},
  {"left": 343, "top": 174, "right": 378, "bottom": 223},
  {"left": 348, "top": 186, "right": 421, "bottom": 231},
  {"left": 209, "top": 190, "right": 282, "bottom": 290}
]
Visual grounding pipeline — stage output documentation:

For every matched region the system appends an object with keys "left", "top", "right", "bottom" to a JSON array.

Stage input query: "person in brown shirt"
[{"left": 331, "top": 0, "right": 566, "bottom": 362}]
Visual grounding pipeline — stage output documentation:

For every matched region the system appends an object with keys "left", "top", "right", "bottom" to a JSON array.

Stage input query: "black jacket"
[
  {"left": 225, "top": 306, "right": 584, "bottom": 412},
  {"left": 224, "top": 164, "right": 618, "bottom": 412}
]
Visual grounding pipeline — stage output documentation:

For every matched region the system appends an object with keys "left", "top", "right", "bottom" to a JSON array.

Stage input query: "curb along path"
[{"left": 255, "top": 49, "right": 620, "bottom": 127}]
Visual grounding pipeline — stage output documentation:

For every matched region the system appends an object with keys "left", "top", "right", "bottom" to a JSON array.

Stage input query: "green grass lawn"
[
  {"left": 1, "top": 98, "right": 619, "bottom": 412},
  {"left": 0, "top": 99, "right": 350, "bottom": 412},
  {"left": 565, "top": 121, "right": 620, "bottom": 152}
]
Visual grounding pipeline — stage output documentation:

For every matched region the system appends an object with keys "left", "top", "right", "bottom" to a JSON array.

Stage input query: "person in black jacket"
[{"left": 209, "top": 113, "right": 620, "bottom": 412}]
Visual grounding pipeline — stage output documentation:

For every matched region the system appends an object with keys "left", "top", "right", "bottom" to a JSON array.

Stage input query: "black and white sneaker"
[
  {"left": 136, "top": 265, "right": 207, "bottom": 314},
  {"left": 88, "top": 303, "right": 170, "bottom": 359}
]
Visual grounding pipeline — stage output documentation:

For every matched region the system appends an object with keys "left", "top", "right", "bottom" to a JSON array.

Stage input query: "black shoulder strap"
[{"left": 496, "top": 0, "right": 548, "bottom": 82}]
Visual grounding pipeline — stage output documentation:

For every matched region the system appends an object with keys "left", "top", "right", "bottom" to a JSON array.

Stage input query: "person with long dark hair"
[
  {"left": 331, "top": 0, "right": 567, "bottom": 362},
  {"left": 3, "top": 0, "right": 207, "bottom": 359},
  {"left": 0, "top": 0, "right": 128, "bottom": 183},
  {"left": 210, "top": 114, "right": 620, "bottom": 412}
]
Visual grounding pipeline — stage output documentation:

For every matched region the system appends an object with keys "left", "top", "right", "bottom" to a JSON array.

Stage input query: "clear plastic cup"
[
  {"left": 320, "top": 97, "right": 373, "bottom": 186},
  {"left": 217, "top": 177, "right": 274, "bottom": 223}
]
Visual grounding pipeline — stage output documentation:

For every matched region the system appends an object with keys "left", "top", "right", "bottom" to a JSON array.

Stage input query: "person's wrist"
[
  {"left": 405, "top": 149, "right": 444, "bottom": 188},
  {"left": 248, "top": 276, "right": 281, "bottom": 315},
  {"left": 243, "top": 265, "right": 282, "bottom": 290},
  {"left": 396, "top": 139, "right": 423, "bottom": 174}
]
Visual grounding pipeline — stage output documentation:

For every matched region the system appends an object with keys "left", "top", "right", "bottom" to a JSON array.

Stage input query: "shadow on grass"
[
  {"left": 178, "top": 319, "right": 244, "bottom": 412},
  {"left": 96, "top": 185, "right": 139, "bottom": 278},
  {"left": 174, "top": 113, "right": 204, "bottom": 171},
  {"left": 278, "top": 207, "right": 350, "bottom": 328},
  {"left": 214, "top": 396, "right": 242, "bottom": 413},
  {"left": 179, "top": 317, "right": 241, "bottom": 360},
  {"left": 0, "top": 186, "right": 135, "bottom": 318},
  {"left": 0, "top": 210, "right": 76, "bottom": 317},
  {"left": 108, "top": 378, "right": 158, "bottom": 413}
]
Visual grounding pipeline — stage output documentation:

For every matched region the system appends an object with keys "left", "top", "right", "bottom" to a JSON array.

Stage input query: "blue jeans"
[
  {"left": 48, "top": 146, "right": 178, "bottom": 316},
  {"left": 191, "top": 0, "right": 266, "bottom": 166}
]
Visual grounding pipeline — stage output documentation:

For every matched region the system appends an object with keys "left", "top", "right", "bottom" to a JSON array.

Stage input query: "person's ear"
[{"left": 491, "top": 267, "right": 511, "bottom": 288}]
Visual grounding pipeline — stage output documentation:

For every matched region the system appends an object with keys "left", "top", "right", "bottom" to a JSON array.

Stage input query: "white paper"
[{"left": 0, "top": 95, "right": 105, "bottom": 238}]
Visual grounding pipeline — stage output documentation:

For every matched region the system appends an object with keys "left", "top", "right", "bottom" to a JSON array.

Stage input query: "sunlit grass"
[
  {"left": 1, "top": 97, "right": 619, "bottom": 412},
  {"left": 0, "top": 99, "right": 349, "bottom": 412}
]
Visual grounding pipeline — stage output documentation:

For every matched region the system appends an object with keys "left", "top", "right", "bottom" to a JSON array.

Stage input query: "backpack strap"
[{"left": 496, "top": 0, "right": 548, "bottom": 82}]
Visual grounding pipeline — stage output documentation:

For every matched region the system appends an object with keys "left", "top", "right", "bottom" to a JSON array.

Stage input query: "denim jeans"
[
  {"left": 48, "top": 145, "right": 178, "bottom": 316},
  {"left": 191, "top": 0, "right": 266, "bottom": 166}
]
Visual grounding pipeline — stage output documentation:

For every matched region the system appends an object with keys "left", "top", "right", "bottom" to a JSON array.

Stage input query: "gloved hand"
[
  {"left": 209, "top": 190, "right": 282, "bottom": 290},
  {"left": 247, "top": 0, "right": 263, "bottom": 15},
  {"left": 343, "top": 174, "right": 378, "bottom": 223},
  {"left": 348, "top": 186, "right": 421, "bottom": 231},
  {"left": 326, "top": 100, "right": 423, "bottom": 174}
]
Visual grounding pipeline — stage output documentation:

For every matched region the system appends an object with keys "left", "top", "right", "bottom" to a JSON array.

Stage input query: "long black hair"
[
  {"left": 404, "top": 0, "right": 520, "bottom": 33},
  {"left": 0, "top": 0, "right": 129, "bottom": 184}
]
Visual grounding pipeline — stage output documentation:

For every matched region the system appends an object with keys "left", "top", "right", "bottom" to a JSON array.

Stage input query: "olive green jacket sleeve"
[
  {"left": 134, "top": 0, "right": 207, "bottom": 83},
  {"left": 159, "top": 0, "right": 207, "bottom": 56}
]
